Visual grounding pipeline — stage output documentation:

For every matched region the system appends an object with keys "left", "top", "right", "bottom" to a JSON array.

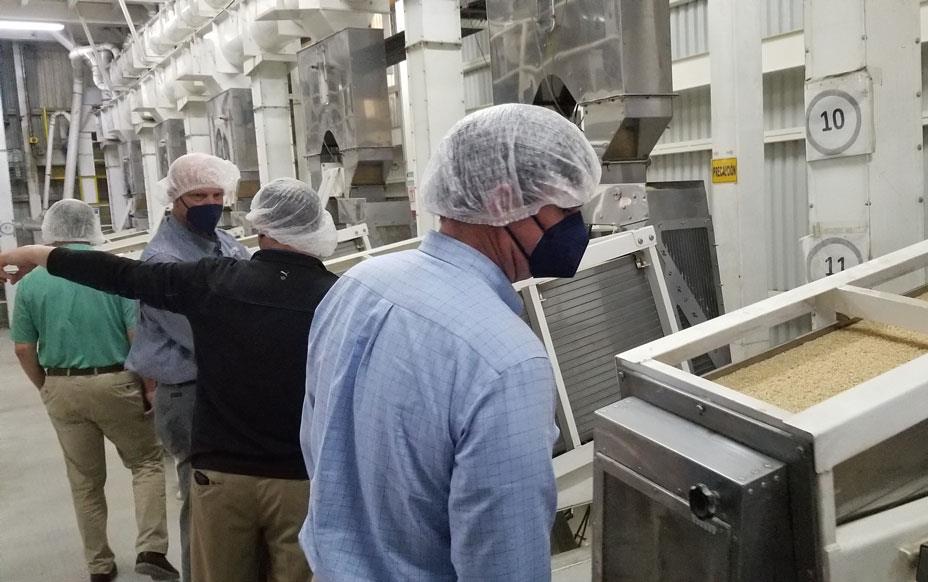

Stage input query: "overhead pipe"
[
  {"left": 62, "top": 45, "right": 118, "bottom": 201},
  {"left": 76, "top": 6, "right": 119, "bottom": 97},
  {"left": 12, "top": 43, "right": 42, "bottom": 219},
  {"left": 43, "top": 111, "right": 70, "bottom": 210},
  {"left": 71, "top": 46, "right": 118, "bottom": 98},
  {"left": 63, "top": 50, "right": 86, "bottom": 200}
]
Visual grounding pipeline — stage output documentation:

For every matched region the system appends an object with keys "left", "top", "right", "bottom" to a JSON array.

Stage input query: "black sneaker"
[
  {"left": 89, "top": 563, "right": 117, "bottom": 582},
  {"left": 135, "top": 552, "right": 179, "bottom": 580}
]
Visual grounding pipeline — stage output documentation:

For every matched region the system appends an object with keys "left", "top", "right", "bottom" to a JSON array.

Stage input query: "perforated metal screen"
[{"left": 539, "top": 256, "right": 665, "bottom": 442}]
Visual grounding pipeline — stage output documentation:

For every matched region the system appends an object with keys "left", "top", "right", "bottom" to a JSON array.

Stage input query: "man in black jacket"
[{"left": 1, "top": 178, "right": 339, "bottom": 582}]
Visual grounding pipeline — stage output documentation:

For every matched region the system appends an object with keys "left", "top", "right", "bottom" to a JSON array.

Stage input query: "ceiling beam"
[{"left": 0, "top": 0, "right": 149, "bottom": 25}]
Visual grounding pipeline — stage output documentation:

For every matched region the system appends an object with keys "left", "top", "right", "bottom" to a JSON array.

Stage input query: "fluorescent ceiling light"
[{"left": 0, "top": 20, "right": 65, "bottom": 32}]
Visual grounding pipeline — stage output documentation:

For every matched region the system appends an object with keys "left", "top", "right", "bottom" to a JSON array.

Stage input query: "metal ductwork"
[
  {"left": 207, "top": 88, "right": 261, "bottom": 200},
  {"left": 70, "top": 45, "right": 118, "bottom": 97},
  {"left": 298, "top": 28, "right": 411, "bottom": 247},
  {"left": 487, "top": 0, "right": 673, "bottom": 183},
  {"left": 298, "top": 27, "right": 394, "bottom": 190},
  {"left": 155, "top": 119, "right": 188, "bottom": 179}
]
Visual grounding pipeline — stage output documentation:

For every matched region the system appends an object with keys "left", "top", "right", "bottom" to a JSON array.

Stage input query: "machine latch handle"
[
  {"left": 689, "top": 483, "right": 720, "bottom": 521},
  {"left": 916, "top": 543, "right": 928, "bottom": 582}
]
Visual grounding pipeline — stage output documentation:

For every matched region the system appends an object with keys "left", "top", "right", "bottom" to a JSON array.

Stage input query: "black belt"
[{"left": 45, "top": 364, "right": 125, "bottom": 377}]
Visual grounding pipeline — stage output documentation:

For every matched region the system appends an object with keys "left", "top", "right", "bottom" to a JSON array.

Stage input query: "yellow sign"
[{"left": 711, "top": 157, "right": 738, "bottom": 184}]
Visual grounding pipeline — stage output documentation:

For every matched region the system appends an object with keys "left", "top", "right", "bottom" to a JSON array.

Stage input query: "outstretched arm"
[{"left": 0, "top": 245, "right": 206, "bottom": 315}]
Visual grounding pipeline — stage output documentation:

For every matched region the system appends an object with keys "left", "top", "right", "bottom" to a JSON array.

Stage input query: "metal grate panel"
[
  {"left": 662, "top": 227, "right": 719, "bottom": 318},
  {"left": 540, "top": 256, "right": 665, "bottom": 442}
]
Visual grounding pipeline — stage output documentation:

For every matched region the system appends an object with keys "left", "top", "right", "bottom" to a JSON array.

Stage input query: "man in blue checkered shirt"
[{"left": 299, "top": 104, "right": 602, "bottom": 581}]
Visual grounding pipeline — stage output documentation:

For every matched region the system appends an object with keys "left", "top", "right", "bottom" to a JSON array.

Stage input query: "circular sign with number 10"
[{"left": 805, "top": 89, "right": 862, "bottom": 156}]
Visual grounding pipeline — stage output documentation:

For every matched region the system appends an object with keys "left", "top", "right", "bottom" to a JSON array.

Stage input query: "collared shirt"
[
  {"left": 125, "top": 215, "right": 249, "bottom": 384},
  {"left": 10, "top": 244, "right": 136, "bottom": 369},
  {"left": 48, "top": 247, "right": 338, "bottom": 479},
  {"left": 300, "top": 231, "right": 558, "bottom": 582}
]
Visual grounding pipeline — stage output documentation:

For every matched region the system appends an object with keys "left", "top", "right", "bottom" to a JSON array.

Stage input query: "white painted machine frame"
[{"left": 619, "top": 238, "right": 928, "bottom": 581}]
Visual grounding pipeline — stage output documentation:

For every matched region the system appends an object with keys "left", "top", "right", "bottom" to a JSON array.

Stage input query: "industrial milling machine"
[
  {"left": 298, "top": 28, "right": 413, "bottom": 247},
  {"left": 597, "top": 239, "right": 928, "bottom": 582}
]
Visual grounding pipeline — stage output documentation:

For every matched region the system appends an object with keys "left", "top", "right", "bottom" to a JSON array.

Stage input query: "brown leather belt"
[{"left": 45, "top": 364, "right": 125, "bottom": 377}]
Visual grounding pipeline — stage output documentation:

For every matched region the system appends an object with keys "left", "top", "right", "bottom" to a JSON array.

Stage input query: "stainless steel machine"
[
  {"left": 207, "top": 88, "right": 261, "bottom": 199},
  {"left": 487, "top": 0, "right": 729, "bottom": 375},
  {"left": 118, "top": 139, "right": 147, "bottom": 229},
  {"left": 155, "top": 118, "right": 187, "bottom": 179},
  {"left": 297, "top": 28, "right": 412, "bottom": 247},
  {"left": 595, "top": 241, "right": 928, "bottom": 582}
]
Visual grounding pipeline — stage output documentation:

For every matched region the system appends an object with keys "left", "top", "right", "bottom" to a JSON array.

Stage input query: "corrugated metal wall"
[
  {"left": 763, "top": 0, "right": 803, "bottom": 37},
  {"left": 648, "top": 151, "right": 712, "bottom": 186},
  {"left": 764, "top": 67, "right": 805, "bottom": 131},
  {"left": 25, "top": 44, "right": 73, "bottom": 111},
  {"left": 462, "top": 29, "right": 492, "bottom": 113},
  {"left": 670, "top": 0, "right": 708, "bottom": 60},
  {"left": 659, "top": 86, "right": 711, "bottom": 144},
  {"left": 766, "top": 139, "right": 811, "bottom": 344},
  {"left": 0, "top": 41, "right": 74, "bottom": 229},
  {"left": 669, "top": 0, "right": 801, "bottom": 62}
]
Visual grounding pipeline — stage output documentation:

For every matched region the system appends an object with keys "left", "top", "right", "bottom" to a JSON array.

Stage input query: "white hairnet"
[
  {"left": 156, "top": 153, "right": 241, "bottom": 207},
  {"left": 420, "top": 103, "right": 602, "bottom": 227},
  {"left": 42, "top": 199, "right": 105, "bottom": 245},
  {"left": 245, "top": 178, "right": 338, "bottom": 258}
]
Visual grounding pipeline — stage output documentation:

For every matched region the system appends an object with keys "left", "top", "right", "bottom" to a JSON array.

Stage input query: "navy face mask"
[
  {"left": 183, "top": 201, "right": 223, "bottom": 234},
  {"left": 509, "top": 211, "right": 589, "bottom": 278}
]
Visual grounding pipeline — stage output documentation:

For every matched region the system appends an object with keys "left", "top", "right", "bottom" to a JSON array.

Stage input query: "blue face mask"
[
  {"left": 509, "top": 211, "right": 589, "bottom": 278},
  {"left": 183, "top": 202, "right": 223, "bottom": 234}
]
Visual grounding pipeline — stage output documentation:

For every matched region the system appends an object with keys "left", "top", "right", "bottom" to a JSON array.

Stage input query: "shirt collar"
[
  {"left": 161, "top": 215, "right": 222, "bottom": 254},
  {"left": 418, "top": 231, "right": 522, "bottom": 314}
]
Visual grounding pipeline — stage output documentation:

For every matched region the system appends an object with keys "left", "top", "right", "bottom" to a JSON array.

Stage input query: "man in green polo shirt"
[{"left": 11, "top": 200, "right": 179, "bottom": 582}]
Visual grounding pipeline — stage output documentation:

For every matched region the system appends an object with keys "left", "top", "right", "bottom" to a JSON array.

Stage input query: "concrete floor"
[{"left": 0, "top": 329, "right": 182, "bottom": 582}]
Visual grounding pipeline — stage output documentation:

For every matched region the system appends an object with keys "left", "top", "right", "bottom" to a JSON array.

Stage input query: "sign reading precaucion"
[{"left": 711, "top": 157, "right": 738, "bottom": 184}]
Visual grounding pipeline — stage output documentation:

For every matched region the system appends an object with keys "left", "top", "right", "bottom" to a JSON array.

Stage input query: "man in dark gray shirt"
[{"left": 125, "top": 153, "right": 249, "bottom": 581}]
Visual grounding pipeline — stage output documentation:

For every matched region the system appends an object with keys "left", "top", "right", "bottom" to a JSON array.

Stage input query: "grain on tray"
[{"left": 715, "top": 291, "right": 928, "bottom": 412}]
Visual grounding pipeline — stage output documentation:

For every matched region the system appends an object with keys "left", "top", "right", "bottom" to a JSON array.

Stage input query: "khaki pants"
[
  {"left": 42, "top": 371, "right": 169, "bottom": 575},
  {"left": 190, "top": 469, "right": 311, "bottom": 582},
  {"left": 154, "top": 381, "right": 197, "bottom": 582}
]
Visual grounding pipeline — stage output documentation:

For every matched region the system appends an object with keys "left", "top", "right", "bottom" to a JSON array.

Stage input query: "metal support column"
[
  {"left": 248, "top": 60, "right": 295, "bottom": 183},
  {"left": 0, "top": 79, "right": 19, "bottom": 318},
  {"left": 12, "top": 43, "right": 41, "bottom": 219},
  {"left": 138, "top": 127, "right": 165, "bottom": 233},
  {"left": 396, "top": 0, "right": 466, "bottom": 235},
  {"left": 803, "top": 0, "right": 925, "bottom": 296},
  {"left": 708, "top": 0, "right": 768, "bottom": 360},
  {"left": 181, "top": 101, "right": 213, "bottom": 154}
]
